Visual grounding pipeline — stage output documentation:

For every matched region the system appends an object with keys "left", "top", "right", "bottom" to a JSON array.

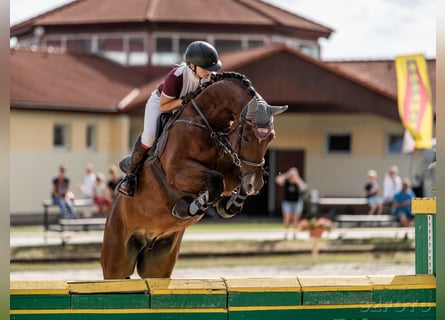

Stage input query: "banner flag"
[{"left": 395, "top": 54, "right": 433, "bottom": 149}]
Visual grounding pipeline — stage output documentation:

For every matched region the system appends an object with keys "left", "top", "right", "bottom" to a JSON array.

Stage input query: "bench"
[
  {"left": 43, "top": 198, "right": 106, "bottom": 244},
  {"left": 335, "top": 214, "right": 397, "bottom": 227},
  {"left": 318, "top": 197, "right": 368, "bottom": 206},
  {"left": 42, "top": 198, "right": 102, "bottom": 231},
  {"left": 317, "top": 197, "right": 369, "bottom": 216}
]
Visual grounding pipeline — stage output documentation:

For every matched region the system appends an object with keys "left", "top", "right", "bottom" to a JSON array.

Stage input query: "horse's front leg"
[
  {"left": 169, "top": 163, "right": 224, "bottom": 219},
  {"left": 215, "top": 188, "right": 248, "bottom": 218}
]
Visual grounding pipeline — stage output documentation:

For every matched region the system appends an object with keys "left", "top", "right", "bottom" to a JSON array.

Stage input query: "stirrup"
[{"left": 117, "top": 175, "right": 136, "bottom": 197}]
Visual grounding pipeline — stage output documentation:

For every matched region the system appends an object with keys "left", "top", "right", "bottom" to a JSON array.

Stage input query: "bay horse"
[{"left": 101, "top": 72, "right": 287, "bottom": 279}]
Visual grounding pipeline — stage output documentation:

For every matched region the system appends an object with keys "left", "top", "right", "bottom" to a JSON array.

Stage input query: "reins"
[{"left": 186, "top": 97, "right": 265, "bottom": 170}]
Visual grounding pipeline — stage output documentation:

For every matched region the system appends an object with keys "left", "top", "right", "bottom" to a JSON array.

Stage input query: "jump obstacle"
[{"left": 10, "top": 198, "right": 436, "bottom": 320}]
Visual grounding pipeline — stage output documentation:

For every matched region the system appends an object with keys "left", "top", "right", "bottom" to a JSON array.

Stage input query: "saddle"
[{"left": 119, "top": 112, "right": 197, "bottom": 211}]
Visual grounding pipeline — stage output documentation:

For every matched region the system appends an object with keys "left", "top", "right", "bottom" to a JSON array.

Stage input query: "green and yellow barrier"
[{"left": 10, "top": 198, "right": 436, "bottom": 320}]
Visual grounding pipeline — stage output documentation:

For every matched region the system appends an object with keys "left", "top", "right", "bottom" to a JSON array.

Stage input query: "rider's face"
[{"left": 192, "top": 65, "right": 212, "bottom": 79}]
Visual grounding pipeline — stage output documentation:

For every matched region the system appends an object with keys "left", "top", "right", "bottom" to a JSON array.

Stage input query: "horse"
[{"left": 101, "top": 72, "right": 287, "bottom": 279}]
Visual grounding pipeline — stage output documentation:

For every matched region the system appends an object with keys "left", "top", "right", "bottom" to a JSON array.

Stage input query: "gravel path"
[{"left": 10, "top": 262, "right": 414, "bottom": 281}]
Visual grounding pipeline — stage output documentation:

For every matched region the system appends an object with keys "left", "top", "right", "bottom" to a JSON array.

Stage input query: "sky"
[{"left": 9, "top": 0, "right": 436, "bottom": 60}]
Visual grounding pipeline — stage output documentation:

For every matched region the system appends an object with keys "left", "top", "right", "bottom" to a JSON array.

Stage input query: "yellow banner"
[{"left": 395, "top": 55, "right": 433, "bottom": 149}]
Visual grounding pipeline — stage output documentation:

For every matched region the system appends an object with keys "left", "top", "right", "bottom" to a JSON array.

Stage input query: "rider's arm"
[{"left": 160, "top": 94, "right": 182, "bottom": 112}]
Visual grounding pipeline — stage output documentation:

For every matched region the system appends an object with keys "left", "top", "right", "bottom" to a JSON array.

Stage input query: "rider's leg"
[
  {"left": 118, "top": 90, "right": 160, "bottom": 197},
  {"left": 117, "top": 136, "right": 150, "bottom": 196}
]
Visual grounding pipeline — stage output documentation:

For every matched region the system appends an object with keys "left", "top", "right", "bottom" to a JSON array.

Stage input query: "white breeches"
[{"left": 141, "top": 90, "right": 161, "bottom": 148}]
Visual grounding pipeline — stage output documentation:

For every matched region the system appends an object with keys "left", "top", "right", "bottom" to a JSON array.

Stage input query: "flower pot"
[{"left": 309, "top": 226, "right": 324, "bottom": 238}]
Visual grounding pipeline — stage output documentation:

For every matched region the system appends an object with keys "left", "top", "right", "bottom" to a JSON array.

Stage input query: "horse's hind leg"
[
  {"left": 101, "top": 203, "right": 142, "bottom": 279},
  {"left": 136, "top": 230, "right": 185, "bottom": 278}
]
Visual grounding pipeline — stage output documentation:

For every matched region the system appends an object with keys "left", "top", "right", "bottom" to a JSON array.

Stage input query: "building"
[{"left": 10, "top": 0, "right": 435, "bottom": 223}]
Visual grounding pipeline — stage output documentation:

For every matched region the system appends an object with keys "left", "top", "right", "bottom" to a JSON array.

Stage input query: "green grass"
[
  {"left": 10, "top": 221, "right": 284, "bottom": 234},
  {"left": 10, "top": 252, "right": 414, "bottom": 272}
]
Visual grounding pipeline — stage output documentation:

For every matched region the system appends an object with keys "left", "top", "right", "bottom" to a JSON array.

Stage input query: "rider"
[{"left": 117, "top": 41, "right": 222, "bottom": 196}]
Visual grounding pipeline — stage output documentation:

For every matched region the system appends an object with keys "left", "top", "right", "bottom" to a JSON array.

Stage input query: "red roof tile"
[
  {"left": 327, "top": 59, "right": 436, "bottom": 111},
  {"left": 10, "top": 47, "right": 145, "bottom": 111},
  {"left": 11, "top": 0, "right": 332, "bottom": 37}
]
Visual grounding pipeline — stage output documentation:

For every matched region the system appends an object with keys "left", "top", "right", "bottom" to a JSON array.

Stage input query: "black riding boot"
[{"left": 117, "top": 137, "right": 149, "bottom": 197}]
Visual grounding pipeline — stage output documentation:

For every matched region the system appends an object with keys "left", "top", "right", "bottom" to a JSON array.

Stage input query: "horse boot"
[
  {"left": 117, "top": 136, "right": 149, "bottom": 197},
  {"left": 216, "top": 189, "right": 247, "bottom": 218},
  {"left": 172, "top": 191, "right": 210, "bottom": 220}
]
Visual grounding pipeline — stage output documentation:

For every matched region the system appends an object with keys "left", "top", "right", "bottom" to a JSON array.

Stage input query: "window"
[
  {"left": 45, "top": 39, "right": 62, "bottom": 48},
  {"left": 152, "top": 37, "right": 179, "bottom": 65},
  {"left": 327, "top": 134, "right": 351, "bottom": 153},
  {"left": 387, "top": 133, "right": 404, "bottom": 154},
  {"left": 214, "top": 39, "right": 242, "bottom": 53},
  {"left": 128, "top": 37, "right": 148, "bottom": 65},
  {"left": 247, "top": 39, "right": 264, "bottom": 48},
  {"left": 299, "top": 44, "right": 319, "bottom": 59},
  {"left": 86, "top": 125, "right": 96, "bottom": 151},
  {"left": 53, "top": 124, "right": 70, "bottom": 149},
  {"left": 98, "top": 37, "right": 126, "bottom": 64},
  {"left": 66, "top": 39, "right": 92, "bottom": 53}
]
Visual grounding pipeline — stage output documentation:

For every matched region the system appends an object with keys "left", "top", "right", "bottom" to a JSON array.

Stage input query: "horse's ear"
[
  {"left": 247, "top": 97, "right": 258, "bottom": 114},
  {"left": 268, "top": 105, "right": 288, "bottom": 116}
]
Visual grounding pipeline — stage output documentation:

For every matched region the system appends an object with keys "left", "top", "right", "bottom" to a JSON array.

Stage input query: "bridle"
[{"left": 175, "top": 98, "right": 267, "bottom": 175}]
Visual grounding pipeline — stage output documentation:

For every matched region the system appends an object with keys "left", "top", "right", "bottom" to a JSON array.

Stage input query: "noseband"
[{"left": 185, "top": 98, "right": 266, "bottom": 173}]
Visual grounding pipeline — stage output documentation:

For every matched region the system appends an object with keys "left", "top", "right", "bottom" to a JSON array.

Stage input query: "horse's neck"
[{"left": 194, "top": 80, "right": 249, "bottom": 127}]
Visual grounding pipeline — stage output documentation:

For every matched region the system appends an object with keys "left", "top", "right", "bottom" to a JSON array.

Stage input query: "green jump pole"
[{"left": 412, "top": 198, "right": 436, "bottom": 275}]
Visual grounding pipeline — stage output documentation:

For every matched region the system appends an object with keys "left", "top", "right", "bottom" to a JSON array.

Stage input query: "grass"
[
  {"left": 9, "top": 221, "right": 284, "bottom": 235},
  {"left": 10, "top": 251, "right": 414, "bottom": 273}
]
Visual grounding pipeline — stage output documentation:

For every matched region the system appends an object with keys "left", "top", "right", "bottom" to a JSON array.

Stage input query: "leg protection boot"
[{"left": 117, "top": 136, "right": 149, "bottom": 197}]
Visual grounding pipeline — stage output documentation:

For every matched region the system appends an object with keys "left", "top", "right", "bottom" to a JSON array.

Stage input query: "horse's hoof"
[
  {"left": 172, "top": 197, "right": 199, "bottom": 220},
  {"left": 215, "top": 198, "right": 242, "bottom": 219}
]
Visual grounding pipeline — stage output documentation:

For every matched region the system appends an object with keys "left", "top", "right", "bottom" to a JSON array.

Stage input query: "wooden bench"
[
  {"left": 42, "top": 198, "right": 100, "bottom": 231},
  {"left": 318, "top": 197, "right": 368, "bottom": 206},
  {"left": 317, "top": 197, "right": 369, "bottom": 216},
  {"left": 335, "top": 214, "right": 397, "bottom": 227}
]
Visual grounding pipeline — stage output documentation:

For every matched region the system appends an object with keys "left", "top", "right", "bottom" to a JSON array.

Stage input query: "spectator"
[
  {"left": 382, "top": 165, "right": 402, "bottom": 212},
  {"left": 106, "top": 165, "right": 122, "bottom": 202},
  {"left": 364, "top": 169, "right": 383, "bottom": 215},
  {"left": 93, "top": 172, "right": 111, "bottom": 216},
  {"left": 51, "top": 165, "right": 77, "bottom": 219},
  {"left": 392, "top": 178, "right": 416, "bottom": 227},
  {"left": 276, "top": 167, "right": 307, "bottom": 240},
  {"left": 80, "top": 163, "right": 96, "bottom": 199}
]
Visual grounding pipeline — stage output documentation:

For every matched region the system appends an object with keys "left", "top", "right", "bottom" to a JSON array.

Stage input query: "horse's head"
[{"left": 236, "top": 97, "right": 288, "bottom": 195}]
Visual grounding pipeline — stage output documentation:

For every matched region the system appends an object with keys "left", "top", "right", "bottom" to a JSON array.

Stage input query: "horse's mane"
[{"left": 181, "top": 72, "right": 257, "bottom": 105}]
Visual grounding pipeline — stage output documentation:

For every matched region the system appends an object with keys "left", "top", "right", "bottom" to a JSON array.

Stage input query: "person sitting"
[
  {"left": 364, "top": 169, "right": 383, "bottom": 215},
  {"left": 93, "top": 172, "right": 111, "bottom": 216},
  {"left": 392, "top": 178, "right": 416, "bottom": 227},
  {"left": 51, "top": 165, "right": 77, "bottom": 219}
]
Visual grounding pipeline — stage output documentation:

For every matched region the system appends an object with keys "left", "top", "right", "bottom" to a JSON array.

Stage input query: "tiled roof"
[
  {"left": 11, "top": 0, "right": 332, "bottom": 36},
  {"left": 10, "top": 45, "right": 436, "bottom": 118},
  {"left": 327, "top": 59, "right": 436, "bottom": 110},
  {"left": 10, "top": 47, "right": 145, "bottom": 112},
  {"left": 124, "top": 45, "right": 406, "bottom": 112}
]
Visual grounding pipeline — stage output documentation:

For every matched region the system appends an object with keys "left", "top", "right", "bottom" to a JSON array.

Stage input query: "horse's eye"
[{"left": 242, "top": 135, "right": 250, "bottom": 143}]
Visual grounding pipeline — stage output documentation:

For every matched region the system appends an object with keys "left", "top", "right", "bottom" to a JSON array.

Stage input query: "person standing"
[
  {"left": 276, "top": 167, "right": 307, "bottom": 239},
  {"left": 51, "top": 165, "right": 77, "bottom": 219},
  {"left": 117, "top": 40, "right": 222, "bottom": 197}
]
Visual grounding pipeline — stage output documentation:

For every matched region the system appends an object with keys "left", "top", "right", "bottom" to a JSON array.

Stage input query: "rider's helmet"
[{"left": 184, "top": 41, "right": 222, "bottom": 71}]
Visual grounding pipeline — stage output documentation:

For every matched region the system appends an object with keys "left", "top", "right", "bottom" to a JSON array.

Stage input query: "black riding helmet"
[{"left": 185, "top": 41, "right": 222, "bottom": 72}]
